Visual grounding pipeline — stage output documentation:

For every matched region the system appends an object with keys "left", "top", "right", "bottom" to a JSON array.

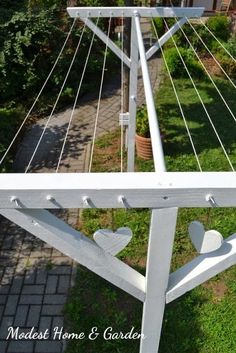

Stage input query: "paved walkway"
[{"left": 0, "top": 21, "right": 162, "bottom": 353}]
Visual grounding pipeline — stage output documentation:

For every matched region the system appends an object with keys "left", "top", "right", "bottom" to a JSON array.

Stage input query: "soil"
[
  {"left": 203, "top": 279, "right": 228, "bottom": 301},
  {"left": 201, "top": 56, "right": 223, "bottom": 77}
]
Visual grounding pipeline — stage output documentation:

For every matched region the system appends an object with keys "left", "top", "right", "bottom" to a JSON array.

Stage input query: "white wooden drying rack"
[{"left": 1, "top": 7, "right": 236, "bottom": 353}]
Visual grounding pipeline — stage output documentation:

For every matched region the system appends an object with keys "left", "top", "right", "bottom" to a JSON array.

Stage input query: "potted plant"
[{"left": 135, "top": 105, "right": 153, "bottom": 160}]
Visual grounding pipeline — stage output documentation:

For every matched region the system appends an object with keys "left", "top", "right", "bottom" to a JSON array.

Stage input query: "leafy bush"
[
  {"left": 152, "top": 17, "right": 165, "bottom": 37},
  {"left": 164, "top": 47, "right": 204, "bottom": 79},
  {"left": 171, "top": 17, "right": 230, "bottom": 54},
  {"left": 206, "top": 15, "right": 230, "bottom": 42},
  {"left": 213, "top": 36, "right": 236, "bottom": 79},
  {"left": 0, "top": 3, "right": 119, "bottom": 112},
  {"left": 0, "top": 107, "right": 24, "bottom": 171},
  {"left": 216, "top": 52, "right": 236, "bottom": 79},
  {"left": 224, "top": 36, "right": 236, "bottom": 57},
  {"left": 136, "top": 105, "right": 150, "bottom": 138}
]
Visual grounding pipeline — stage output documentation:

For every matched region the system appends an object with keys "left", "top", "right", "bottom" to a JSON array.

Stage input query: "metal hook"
[
  {"left": 206, "top": 194, "right": 218, "bottom": 208},
  {"left": 83, "top": 196, "right": 92, "bottom": 208},
  {"left": 10, "top": 196, "right": 20, "bottom": 207},
  {"left": 118, "top": 195, "right": 130, "bottom": 209}
]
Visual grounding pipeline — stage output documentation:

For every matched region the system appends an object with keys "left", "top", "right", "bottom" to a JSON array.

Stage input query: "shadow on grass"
[
  {"left": 157, "top": 78, "right": 236, "bottom": 163},
  {"left": 64, "top": 265, "right": 207, "bottom": 353}
]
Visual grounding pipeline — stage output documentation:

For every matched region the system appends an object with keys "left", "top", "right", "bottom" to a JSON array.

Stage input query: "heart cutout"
[
  {"left": 189, "top": 221, "right": 224, "bottom": 254},
  {"left": 93, "top": 227, "right": 133, "bottom": 256}
]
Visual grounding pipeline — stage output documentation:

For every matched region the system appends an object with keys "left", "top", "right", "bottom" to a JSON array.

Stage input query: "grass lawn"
[{"left": 64, "top": 73, "right": 236, "bottom": 353}]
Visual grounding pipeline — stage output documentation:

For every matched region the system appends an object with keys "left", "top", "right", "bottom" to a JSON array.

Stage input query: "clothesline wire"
[
  {"left": 120, "top": 14, "right": 124, "bottom": 173},
  {"left": 164, "top": 19, "right": 235, "bottom": 171},
  {"left": 175, "top": 18, "right": 236, "bottom": 123},
  {"left": 88, "top": 17, "right": 112, "bottom": 173},
  {"left": 187, "top": 18, "right": 236, "bottom": 90},
  {"left": 200, "top": 18, "right": 236, "bottom": 64},
  {"left": 152, "top": 18, "right": 202, "bottom": 171},
  {"left": 0, "top": 17, "right": 77, "bottom": 167},
  {"left": 56, "top": 17, "right": 100, "bottom": 173},
  {"left": 25, "top": 20, "right": 88, "bottom": 173}
]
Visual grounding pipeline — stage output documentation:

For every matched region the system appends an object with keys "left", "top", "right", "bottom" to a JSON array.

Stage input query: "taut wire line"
[
  {"left": 200, "top": 19, "right": 236, "bottom": 64},
  {"left": 25, "top": 20, "right": 87, "bottom": 173},
  {"left": 152, "top": 18, "right": 202, "bottom": 171},
  {"left": 88, "top": 17, "right": 112, "bottom": 173},
  {"left": 187, "top": 18, "right": 236, "bottom": 90},
  {"left": 174, "top": 18, "right": 236, "bottom": 123},
  {"left": 56, "top": 17, "right": 100, "bottom": 173},
  {"left": 164, "top": 19, "right": 235, "bottom": 171},
  {"left": 120, "top": 14, "right": 125, "bottom": 173}
]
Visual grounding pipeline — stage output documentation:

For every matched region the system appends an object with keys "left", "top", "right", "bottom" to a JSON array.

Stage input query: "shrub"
[
  {"left": 152, "top": 17, "right": 165, "bottom": 37},
  {"left": 0, "top": 107, "right": 24, "bottom": 172},
  {"left": 206, "top": 15, "right": 230, "bottom": 42},
  {"left": 224, "top": 37, "right": 236, "bottom": 57},
  {"left": 164, "top": 47, "right": 204, "bottom": 79},
  {"left": 214, "top": 36, "right": 236, "bottom": 79},
  {"left": 136, "top": 105, "right": 150, "bottom": 138}
]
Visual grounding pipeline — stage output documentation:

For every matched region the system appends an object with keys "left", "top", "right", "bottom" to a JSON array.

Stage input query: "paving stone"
[
  {"left": 4, "top": 295, "right": 19, "bottom": 316},
  {"left": 39, "top": 316, "right": 52, "bottom": 334},
  {"left": 14, "top": 305, "right": 29, "bottom": 326},
  {"left": 19, "top": 295, "right": 43, "bottom": 305},
  {"left": 35, "top": 340, "right": 62, "bottom": 353},
  {"left": 0, "top": 305, "right": 4, "bottom": 321},
  {"left": 44, "top": 295, "right": 66, "bottom": 305},
  {"left": 41, "top": 305, "right": 64, "bottom": 316},
  {"left": 57, "top": 275, "right": 70, "bottom": 294},
  {"left": 10, "top": 277, "right": 24, "bottom": 294},
  {"left": 0, "top": 316, "right": 14, "bottom": 339},
  {"left": 22, "top": 285, "right": 44, "bottom": 295},
  {"left": 2, "top": 267, "right": 15, "bottom": 284},
  {"left": 1, "top": 237, "right": 14, "bottom": 250},
  {"left": 45, "top": 276, "right": 58, "bottom": 294},
  {"left": 36, "top": 270, "right": 47, "bottom": 285},
  {"left": 0, "top": 295, "right": 7, "bottom": 305},
  {"left": 0, "top": 341, "right": 7, "bottom": 353},
  {"left": 8, "top": 341, "right": 34, "bottom": 353},
  {"left": 0, "top": 285, "right": 10, "bottom": 295},
  {"left": 24, "top": 269, "right": 36, "bottom": 284},
  {"left": 52, "top": 316, "right": 64, "bottom": 332},
  {"left": 26, "top": 305, "right": 41, "bottom": 327},
  {"left": 52, "top": 249, "right": 63, "bottom": 257},
  {"left": 48, "top": 266, "right": 71, "bottom": 275},
  {"left": 50, "top": 257, "right": 72, "bottom": 266}
]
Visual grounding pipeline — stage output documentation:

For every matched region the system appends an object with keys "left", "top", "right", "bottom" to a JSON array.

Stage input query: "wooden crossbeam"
[
  {"left": 0, "top": 209, "right": 146, "bottom": 301},
  {"left": 145, "top": 17, "right": 187, "bottom": 61},
  {"left": 166, "top": 233, "right": 236, "bottom": 303},
  {"left": 67, "top": 7, "right": 204, "bottom": 18},
  {"left": 0, "top": 172, "right": 235, "bottom": 209}
]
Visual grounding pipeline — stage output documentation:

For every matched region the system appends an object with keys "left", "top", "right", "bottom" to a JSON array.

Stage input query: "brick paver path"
[{"left": 0, "top": 20, "right": 162, "bottom": 353}]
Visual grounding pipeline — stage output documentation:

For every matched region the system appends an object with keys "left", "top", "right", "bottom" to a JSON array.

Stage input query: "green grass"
[{"left": 64, "top": 74, "right": 236, "bottom": 353}]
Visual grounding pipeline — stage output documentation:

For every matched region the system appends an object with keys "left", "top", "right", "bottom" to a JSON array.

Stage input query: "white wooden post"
[
  {"left": 127, "top": 17, "right": 139, "bottom": 172},
  {"left": 140, "top": 208, "right": 178, "bottom": 353}
]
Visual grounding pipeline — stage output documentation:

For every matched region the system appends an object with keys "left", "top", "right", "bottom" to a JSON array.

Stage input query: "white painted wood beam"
[
  {"left": 127, "top": 17, "right": 139, "bottom": 172},
  {"left": 82, "top": 18, "right": 131, "bottom": 69},
  {"left": 0, "top": 209, "right": 146, "bottom": 302},
  {"left": 135, "top": 14, "right": 166, "bottom": 172},
  {"left": 67, "top": 7, "right": 204, "bottom": 18},
  {"left": 166, "top": 233, "right": 236, "bottom": 303},
  {"left": 145, "top": 17, "right": 187, "bottom": 61},
  {"left": 0, "top": 172, "right": 235, "bottom": 209},
  {"left": 140, "top": 208, "right": 178, "bottom": 353}
]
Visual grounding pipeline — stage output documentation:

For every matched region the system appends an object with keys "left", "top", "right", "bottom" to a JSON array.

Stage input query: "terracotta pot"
[{"left": 135, "top": 134, "right": 153, "bottom": 160}]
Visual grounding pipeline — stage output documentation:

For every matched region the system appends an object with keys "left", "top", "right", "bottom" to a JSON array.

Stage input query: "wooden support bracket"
[
  {"left": 166, "top": 233, "right": 236, "bottom": 303},
  {"left": 0, "top": 209, "right": 146, "bottom": 302}
]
